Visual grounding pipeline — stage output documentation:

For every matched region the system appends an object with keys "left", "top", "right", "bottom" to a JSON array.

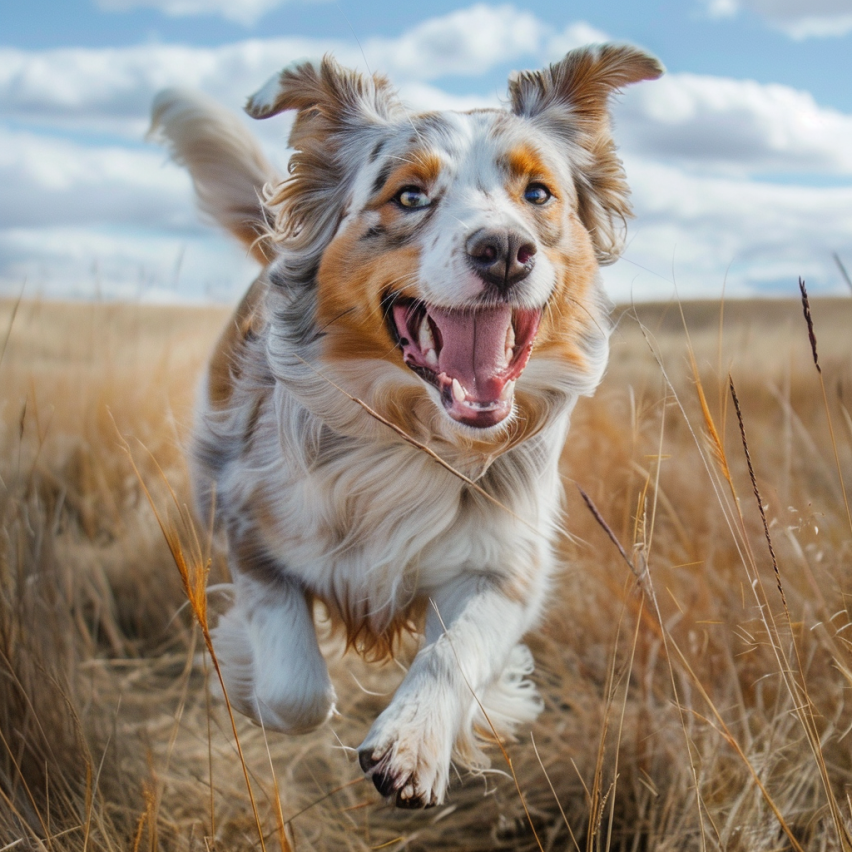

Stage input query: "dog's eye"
[
  {"left": 524, "top": 183, "right": 551, "bottom": 205},
  {"left": 396, "top": 187, "right": 431, "bottom": 209}
]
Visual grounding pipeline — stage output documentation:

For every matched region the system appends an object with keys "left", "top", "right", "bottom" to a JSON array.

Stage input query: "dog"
[{"left": 151, "top": 43, "right": 662, "bottom": 808}]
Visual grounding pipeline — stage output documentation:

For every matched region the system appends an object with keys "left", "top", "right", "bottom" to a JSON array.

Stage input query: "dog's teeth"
[
  {"left": 504, "top": 324, "right": 515, "bottom": 364},
  {"left": 500, "top": 379, "right": 516, "bottom": 401},
  {"left": 424, "top": 348, "right": 438, "bottom": 368},
  {"left": 418, "top": 315, "right": 436, "bottom": 354},
  {"left": 452, "top": 378, "right": 466, "bottom": 403}
]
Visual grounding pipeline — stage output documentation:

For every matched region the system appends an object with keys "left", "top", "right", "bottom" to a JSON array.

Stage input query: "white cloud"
[
  {"left": 96, "top": 0, "right": 321, "bottom": 27},
  {"left": 615, "top": 73, "right": 852, "bottom": 175},
  {"left": 705, "top": 0, "right": 852, "bottom": 38},
  {"left": 0, "top": 127, "right": 194, "bottom": 229},
  {"left": 607, "top": 71, "right": 852, "bottom": 297},
  {"left": 607, "top": 156, "right": 852, "bottom": 300},
  {"left": 364, "top": 4, "right": 544, "bottom": 80},
  {"left": 1, "top": 5, "right": 566, "bottom": 300},
  {"left": 544, "top": 21, "right": 611, "bottom": 61}
]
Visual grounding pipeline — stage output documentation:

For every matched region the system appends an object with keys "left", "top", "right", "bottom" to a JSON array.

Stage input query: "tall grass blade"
[
  {"left": 798, "top": 277, "right": 852, "bottom": 535},
  {"left": 834, "top": 252, "right": 852, "bottom": 294}
]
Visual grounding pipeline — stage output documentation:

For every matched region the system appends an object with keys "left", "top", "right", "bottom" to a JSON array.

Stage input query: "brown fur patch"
[
  {"left": 207, "top": 276, "right": 267, "bottom": 411},
  {"left": 314, "top": 224, "right": 445, "bottom": 438},
  {"left": 316, "top": 237, "right": 416, "bottom": 362},
  {"left": 509, "top": 44, "right": 663, "bottom": 127},
  {"left": 321, "top": 592, "right": 427, "bottom": 662},
  {"left": 502, "top": 144, "right": 550, "bottom": 184},
  {"left": 367, "top": 151, "right": 443, "bottom": 208},
  {"left": 532, "top": 217, "right": 600, "bottom": 367}
]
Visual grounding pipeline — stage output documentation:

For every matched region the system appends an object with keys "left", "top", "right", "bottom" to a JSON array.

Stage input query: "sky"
[{"left": 1, "top": 0, "right": 851, "bottom": 304}]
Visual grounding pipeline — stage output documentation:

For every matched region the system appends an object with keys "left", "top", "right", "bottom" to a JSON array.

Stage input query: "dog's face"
[
  {"left": 316, "top": 111, "right": 600, "bottom": 431},
  {"left": 248, "top": 47, "right": 663, "bottom": 439}
]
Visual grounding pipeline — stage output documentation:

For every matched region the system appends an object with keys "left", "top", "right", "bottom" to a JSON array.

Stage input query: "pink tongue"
[{"left": 429, "top": 305, "right": 512, "bottom": 400}]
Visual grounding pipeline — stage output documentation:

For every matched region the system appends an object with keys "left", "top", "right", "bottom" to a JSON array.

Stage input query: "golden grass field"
[{"left": 1, "top": 293, "right": 851, "bottom": 851}]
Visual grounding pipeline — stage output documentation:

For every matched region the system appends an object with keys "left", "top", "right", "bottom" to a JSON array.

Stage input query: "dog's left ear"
[{"left": 509, "top": 44, "right": 663, "bottom": 265}]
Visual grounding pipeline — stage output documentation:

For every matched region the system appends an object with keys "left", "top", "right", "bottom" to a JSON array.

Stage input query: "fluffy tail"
[{"left": 150, "top": 88, "right": 280, "bottom": 265}]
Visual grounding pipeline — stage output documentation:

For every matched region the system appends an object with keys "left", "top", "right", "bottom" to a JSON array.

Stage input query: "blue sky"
[{"left": 2, "top": 0, "right": 851, "bottom": 302}]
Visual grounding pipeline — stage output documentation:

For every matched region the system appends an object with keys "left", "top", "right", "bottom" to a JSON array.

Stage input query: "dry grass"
[{"left": 1, "top": 294, "right": 852, "bottom": 851}]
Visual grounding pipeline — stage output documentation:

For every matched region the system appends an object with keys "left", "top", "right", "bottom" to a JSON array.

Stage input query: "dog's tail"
[{"left": 150, "top": 89, "right": 280, "bottom": 265}]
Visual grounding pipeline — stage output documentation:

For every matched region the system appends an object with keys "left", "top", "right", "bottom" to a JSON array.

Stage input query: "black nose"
[{"left": 466, "top": 228, "right": 537, "bottom": 293}]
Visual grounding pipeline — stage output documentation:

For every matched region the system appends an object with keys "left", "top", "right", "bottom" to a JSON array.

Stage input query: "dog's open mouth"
[{"left": 387, "top": 297, "right": 542, "bottom": 428}]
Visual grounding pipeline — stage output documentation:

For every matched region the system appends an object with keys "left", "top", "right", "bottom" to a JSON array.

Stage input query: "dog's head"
[{"left": 248, "top": 46, "right": 662, "bottom": 443}]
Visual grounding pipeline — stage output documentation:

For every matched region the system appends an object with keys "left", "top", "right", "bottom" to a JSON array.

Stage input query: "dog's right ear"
[
  {"left": 245, "top": 57, "right": 404, "bottom": 257},
  {"left": 246, "top": 56, "right": 401, "bottom": 127}
]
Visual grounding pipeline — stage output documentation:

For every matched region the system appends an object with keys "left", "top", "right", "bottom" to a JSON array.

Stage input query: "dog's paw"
[{"left": 357, "top": 702, "right": 453, "bottom": 808}]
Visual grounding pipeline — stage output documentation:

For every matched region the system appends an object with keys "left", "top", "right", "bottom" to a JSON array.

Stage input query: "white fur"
[{"left": 212, "top": 574, "right": 336, "bottom": 734}]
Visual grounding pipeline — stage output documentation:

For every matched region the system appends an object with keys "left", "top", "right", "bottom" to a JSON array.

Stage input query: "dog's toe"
[
  {"left": 395, "top": 781, "right": 437, "bottom": 809},
  {"left": 358, "top": 745, "right": 443, "bottom": 809},
  {"left": 372, "top": 771, "right": 400, "bottom": 800},
  {"left": 358, "top": 748, "right": 379, "bottom": 775},
  {"left": 358, "top": 749, "right": 401, "bottom": 800}
]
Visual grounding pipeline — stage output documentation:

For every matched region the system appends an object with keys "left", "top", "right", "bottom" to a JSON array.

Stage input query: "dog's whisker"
[{"left": 316, "top": 306, "right": 358, "bottom": 334}]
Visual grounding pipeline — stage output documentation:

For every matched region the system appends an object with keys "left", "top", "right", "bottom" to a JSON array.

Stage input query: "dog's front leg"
[
  {"left": 358, "top": 572, "right": 541, "bottom": 808},
  {"left": 212, "top": 564, "right": 336, "bottom": 735}
]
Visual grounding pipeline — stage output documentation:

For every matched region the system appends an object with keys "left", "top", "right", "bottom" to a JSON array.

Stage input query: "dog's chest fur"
[{"left": 195, "top": 276, "right": 581, "bottom": 643}]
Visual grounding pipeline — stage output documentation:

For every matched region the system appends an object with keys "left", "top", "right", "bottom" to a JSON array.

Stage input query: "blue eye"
[
  {"left": 524, "top": 183, "right": 551, "bottom": 205},
  {"left": 396, "top": 187, "right": 431, "bottom": 209}
]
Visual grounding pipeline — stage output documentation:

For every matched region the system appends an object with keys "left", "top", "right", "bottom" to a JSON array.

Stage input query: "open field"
[{"left": 1, "top": 295, "right": 851, "bottom": 850}]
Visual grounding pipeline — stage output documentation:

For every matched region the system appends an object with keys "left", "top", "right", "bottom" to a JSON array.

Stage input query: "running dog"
[{"left": 152, "top": 43, "right": 662, "bottom": 808}]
